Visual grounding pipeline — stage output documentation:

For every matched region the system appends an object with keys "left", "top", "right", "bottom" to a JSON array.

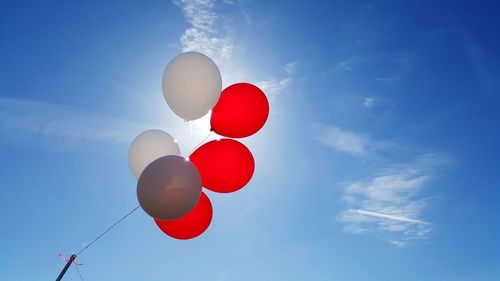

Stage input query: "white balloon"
[
  {"left": 128, "top": 129, "right": 180, "bottom": 179},
  {"left": 162, "top": 52, "right": 222, "bottom": 121}
]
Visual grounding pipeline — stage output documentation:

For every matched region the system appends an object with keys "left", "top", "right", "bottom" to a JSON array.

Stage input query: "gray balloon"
[{"left": 137, "top": 155, "right": 202, "bottom": 220}]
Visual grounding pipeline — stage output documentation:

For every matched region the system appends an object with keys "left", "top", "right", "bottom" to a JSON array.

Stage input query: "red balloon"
[
  {"left": 190, "top": 138, "right": 255, "bottom": 193},
  {"left": 154, "top": 192, "right": 213, "bottom": 240},
  {"left": 210, "top": 83, "right": 269, "bottom": 138}
]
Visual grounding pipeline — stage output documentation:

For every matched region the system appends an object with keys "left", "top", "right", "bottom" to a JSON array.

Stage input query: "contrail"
[{"left": 349, "top": 209, "right": 430, "bottom": 225}]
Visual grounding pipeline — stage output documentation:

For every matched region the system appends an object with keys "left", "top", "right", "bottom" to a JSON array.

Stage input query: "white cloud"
[
  {"left": 462, "top": 38, "right": 500, "bottom": 99},
  {"left": 336, "top": 57, "right": 363, "bottom": 72},
  {"left": 315, "top": 124, "right": 404, "bottom": 157},
  {"left": 0, "top": 96, "right": 148, "bottom": 144},
  {"left": 337, "top": 155, "right": 447, "bottom": 247},
  {"left": 177, "top": 0, "right": 217, "bottom": 32},
  {"left": 363, "top": 97, "right": 376, "bottom": 108},
  {"left": 316, "top": 123, "right": 450, "bottom": 247},
  {"left": 175, "top": 0, "right": 233, "bottom": 69},
  {"left": 255, "top": 78, "right": 291, "bottom": 99},
  {"left": 315, "top": 125, "right": 369, "bottom": 156},
  {"left": 180, "top": 28, "right": 233, "bottom": 62},
  {"left": 175, "top": 1, "right": 295, "bottom": 100},
  {"left": 347, "top": 209, "right": 429, "bottom": 225},
  {"left": 284, "top": 61, "right": 297, "bottom": 74}
]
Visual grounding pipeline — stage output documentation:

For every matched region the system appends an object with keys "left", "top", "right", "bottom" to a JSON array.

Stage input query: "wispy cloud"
[
  {"left": 315, "top": 121, "right": 448, "bottom": 247},
  {"left": 337, "top": 154, "right": 447, "bottom": 247},
  {"left": 348, "top": 209, "right": 430, "bottom": 225},
  {"left": 176, "top": 0, "right": 233, "bottom": 65},
  {"left": 0, "top": 95, "right": 219, "bottom": 153},
  {"left": 336, "top": 56, "right": 364, "bottom": 72},
  {"left": 0, "top": 96, "right": 150, "bottom": 145},
  {"left": 363, "top": 97, "right": 376, "bottom": 108},
  {"left": 284, "top": 61, "right": 298, "bottom": 74},
  {"left": 174, "top": 0, "right": 295, "bottom": 99},
  {"left": 315, "top": 124, "right": 402, "bottom": 157},
  {"left": 255, "top": 78, "right": 292, "bottom": 100},
  {"left": 394, "top": 51, "right": 416, "bottom": 70},
  {"left": 178, "top": 0, "right": 217, "bottom": 32},
  {"left": 462, "top": 37, "right": 500, "bottom": 100},
  {"left": 315, "top": 125, "right": 369, "bottom": 156}
]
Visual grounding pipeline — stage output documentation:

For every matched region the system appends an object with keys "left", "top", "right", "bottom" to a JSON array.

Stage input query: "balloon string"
[
  {"left": 188, "top": 131, "right": 213, "bottom": 157},
  {"left": 75, "top": 205, "right": 140, "bottom": 256},
  {"left": 71, "top": 130, "right": 212, "bottom": 257},
  {"left": 188, "top": 121, "right": 193, "bottom": 141},
  {"left": 75, "top": 264, "right": 84, "bottom": 281},
  {"left": 71, "top": 130, "right": 212, "bottom": 256}
]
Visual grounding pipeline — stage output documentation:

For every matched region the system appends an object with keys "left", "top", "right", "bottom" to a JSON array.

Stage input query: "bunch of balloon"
[{"left": 128, "top": 52, "right": 268, "bottom": 240}]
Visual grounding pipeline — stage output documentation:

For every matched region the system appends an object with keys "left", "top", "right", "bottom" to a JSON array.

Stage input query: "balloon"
[
  {"left": 210, "top": 83, "right": 269, "bottom": 138},
  {"left": 137, "top": 155, "right": 202, "bottom": 220},
  {"left": 162, "top": 52, "right": 222, "bottom": 121},
  {"left": 128, "top": 130, "right": 180, "bottom": 179},
  {"left": 189, "top": 139, "right": 255, "bottom": 193},
  {"left": 154, "top": 192, "right": 213, "bottom": 240}
]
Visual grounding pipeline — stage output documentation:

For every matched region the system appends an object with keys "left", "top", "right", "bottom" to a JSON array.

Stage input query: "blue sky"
[{"left": 1, "top": 0, "right": 499, "bottom": 280}]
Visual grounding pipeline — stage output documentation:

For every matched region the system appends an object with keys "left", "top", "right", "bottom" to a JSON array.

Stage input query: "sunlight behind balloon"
[{"left": 120, "top": 47, "right": 283, "bottom": 171}]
